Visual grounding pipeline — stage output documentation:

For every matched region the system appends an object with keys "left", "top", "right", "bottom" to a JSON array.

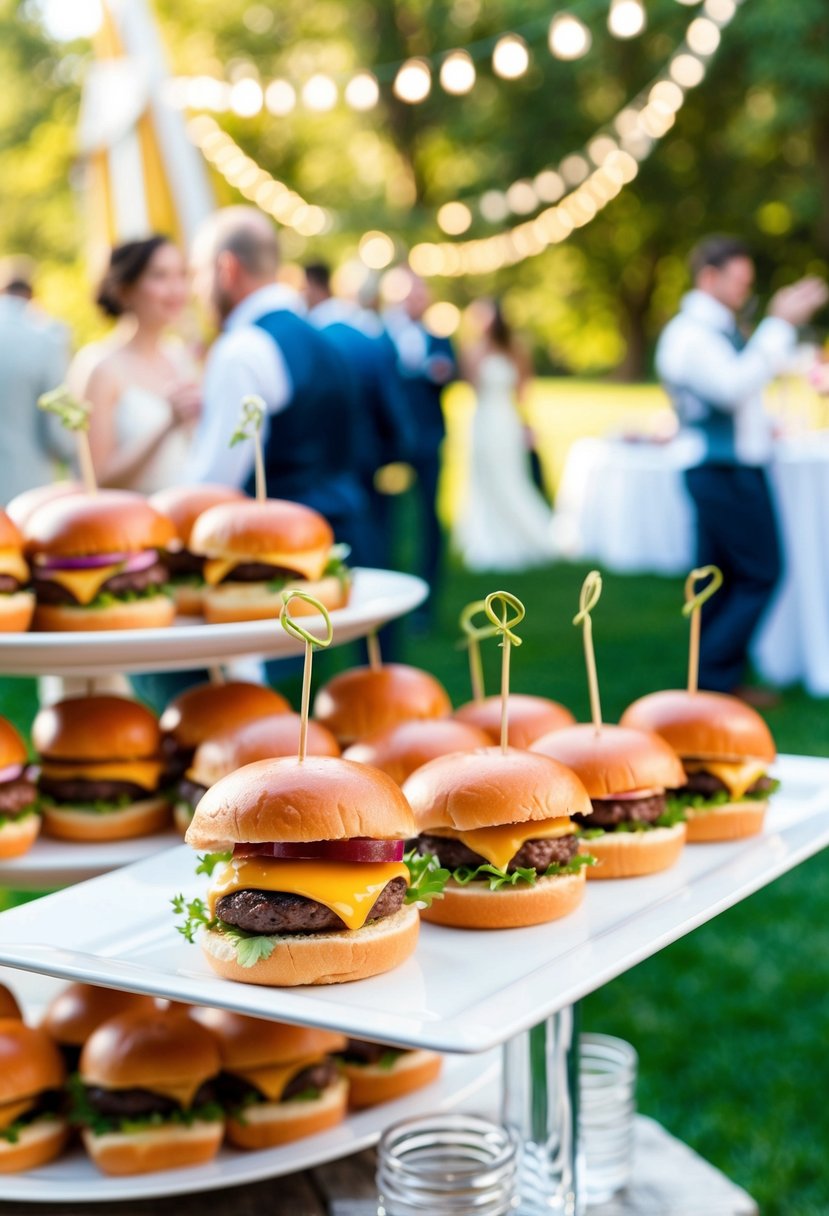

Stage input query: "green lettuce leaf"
[
  {"left": 195, "top": 851, "right": 232, "bottom": 877},
  {"left": 451, "top": 853, "right": 595, "bottom": 891},
  {"left": 404, "top": 849, "right": 449, "bottom": 907}
]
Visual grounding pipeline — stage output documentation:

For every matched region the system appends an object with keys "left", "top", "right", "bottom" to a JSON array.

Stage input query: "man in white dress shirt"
[{"left": 656, "top": 235, "right": 827, "bottom": 698}]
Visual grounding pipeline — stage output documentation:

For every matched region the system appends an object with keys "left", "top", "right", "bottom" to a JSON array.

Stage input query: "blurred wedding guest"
[
  {"left": 384, "top": 270, "right": 458, "bottom": 626},
  {"left": 69, "top": 236, "right": 201, "bottom": 494},
  {"left": 304, "top": 261, "right": 413, "bottom": 569},
  {"left": 0, "top": 256, "right": 69, "bottom": 503},
  {"left": 657, "top": 234, "right": 828, "bottom": 703},
  {"left": 454, "top": 300, "right": 554, "bottom": 572},
  {"left": 187, "top": 209, "right": 367, "bottom": 554}
]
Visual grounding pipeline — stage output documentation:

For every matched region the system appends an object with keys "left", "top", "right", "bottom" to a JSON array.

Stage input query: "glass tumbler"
[
  {"left": 376, "top": 1112, "right": 520, "bottom": 1215},
  {"left": 578, "top": 1033, "right": 638, "bottom": 1205}
]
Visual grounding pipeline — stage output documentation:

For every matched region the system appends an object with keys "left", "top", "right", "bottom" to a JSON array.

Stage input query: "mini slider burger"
[
  {"left": 175, "top": 712, "right": 340, "bottom": 833},
  {"left": 0, "top": 1020, "right": 68, "bottom": 1173},
  {"left": 344, "top": 719, "right": 490, "bottom": 786},
  {"left": 40, "top": 984, "right": 157, "bottom": 1072},
  {"left": 189, "top": 499, "right": 351, "bottom": 624},
  {"left": 24, "top": 490, "right": 175, "bottom": 631},
  {"left": 0, "top": 510, "right": 34, "bottom": 632},
  {"left": 335, "top": 1039, "right": 442, "bottom": 1109},
  {"left": 160, "top": 679, "right": 290, "bottom": 787},
  {"left": 189, "top": 1010, "right": 347, "bottom": 1148},
  {"left": 148, "top": 484, "right": 246, "bottom": 616},
  {"left": 73, "top": 1008, "right": 223, "bottom": 1176},
  {"left": 180, "top": 756, "right": 423, "bottom": 986},
  {"left": 531, "top": 725, "right": 687, "bottom": 879},
  {"left": 33, "top": 695, "right": 171, "bottom": 841},
  {"left": 621, "top": 690, "right": 777, "bottom": 841},
  {"left": 314, "top": 664, "right": 452, "bottom": 747},
  {"left": 454, "top": 694, "right": 575, "bottom": 750},
  {"left": 403, "top": 748, "right": 594, "bottom": 929},
  {"left": 0, "top": 715, "right": 40, "bottom": 859}
]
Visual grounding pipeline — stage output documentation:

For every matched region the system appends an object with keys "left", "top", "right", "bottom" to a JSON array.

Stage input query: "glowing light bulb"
[
  {"left": 492, "top": 35, "right": 530, "bottom": 80},
  {"left": 229, "top": 78, "right": 264, "bottom": 117},
  {"left": 359, "top": 231, "right": 395, "bottom": 270},
  {"left": 686, "top": 17, "right": 721, "bottom": 54},
  {"left": 649, "top": 80, "right": 684, "bottom": 112},
  {"left": 560, "top": 154, "right": 589, "bottom": 185},
  {"left": 534, "top": 170, "right": 565, "bottom": 202},
  {"left": 608, "top": 0, "right": 646, "bottom": 39},
  {"left": 424, "top": 302, "right": 461, "bottom": 337},
  {"left": 548, "top": 14, "right": 592, "bottom": 60},
  {"left": 480, "top": 191, "right": 509, "bottom": 223},
  {"left": 394, "top": 59, "right": 432, "bottom": 104},
  {"left": 437, "top": 202, "right": 473, "bottom": 235},
  {"left": 302, "top": 74, "right": 338, "bottom": 112},
  {"left": 440, "top": 50, "right": 476, "bottom": 95},
  {"left": 506, "top": 180, "right": 538, "bottom": 214},
  {"left": 345, "top": 72, "right": 379, "bottom": 110},
  {"left": 669, "top": 54, "right": 705, "bottom": 87},
  {"left": 265, "top": 79, "right": 297, "bottom": 116}
]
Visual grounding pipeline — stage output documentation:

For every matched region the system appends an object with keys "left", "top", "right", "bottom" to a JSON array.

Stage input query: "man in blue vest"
[
  {"left": 187, "top": 208, "right": 368, "bottom": 559},
  {"left": 657, "top": 235, "right": 827, "bottom": 702}
]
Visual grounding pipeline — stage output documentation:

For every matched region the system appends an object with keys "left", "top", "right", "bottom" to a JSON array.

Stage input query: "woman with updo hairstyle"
[{"left": 68, "top": 235, "right": 201, "bottom": 492}]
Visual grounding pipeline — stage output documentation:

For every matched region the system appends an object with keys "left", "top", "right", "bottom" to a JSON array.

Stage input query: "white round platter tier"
[
  {"left": 0, "top": 830, "right": 181, "bottom": 891},
  {"left": 0, "top": 569, "right": 426, "bottom": 677}
]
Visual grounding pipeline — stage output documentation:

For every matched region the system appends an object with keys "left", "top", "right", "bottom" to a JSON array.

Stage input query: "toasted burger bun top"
[
  {"left": 314, "top": 664, "right": 452, "bottom": 744},
  {"left": 186, "top": 755, "right": 416, "bottom": 850},
  {"left": 6, "top": 481, "right": 83, "bottom": 531},
  {"left": 189, "top": 713, "right": 340, "bottom": 787},
  {"left": 41, "top": 984, "right": 157, "bottom": 1047},
  {"left": 620, "top": 689, "right": 776, "bottom": 763},
  {"left": 344, "top": 720, "right": 491, "bottom": 785},
  {"left": 403, "top": 747, "right": 593, "bottom": 832},
  {"left": 0, "top": 509, "right": 25, "bottom": 553},
  {"left": 159, "top": 681, "right": 291, "bottom": 749},
  {"left": 0, "top": 1019, "right": 66, "bottom": 1104},
  {"left": 190, "top": 499, "right": 333, "bottom": 566},
  {"left": 454, "top": 694, "right": 576, "bottom": 750},
  {"left": 0, "top": 984, "right": 22, "bottom": 1020},
  {"left": 149, "top": 485, "right": 247, "bottom": 548},
  {"left": 188, "top": 1009, "right": 346, "bottom": 1069},
  {"left": 530, "top": 724, "right": 686, "bottom": 798},
  {"left": 25, "top": 490, "right": 175, "bottom": 557},
  {"left": 80, "top": 1009, "right": 220, "bottom": 1092},
  {"left": 0, "top": 716, "right": 28, "bottom": 770},
  {"left": 33, "top": 695, "right": 161, "bottom": 761}
]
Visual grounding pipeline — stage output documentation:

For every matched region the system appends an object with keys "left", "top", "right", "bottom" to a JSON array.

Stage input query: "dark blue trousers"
[{"left": 684, "top": 464, "right": 782, "bottom": 692}]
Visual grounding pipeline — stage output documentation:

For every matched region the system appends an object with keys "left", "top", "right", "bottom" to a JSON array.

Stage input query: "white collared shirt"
[
  {"left": 186, "top": 283, "right": 304, "bottom": 486},
  {"left": 656, "top": 289, "right": 796, "bottom": 464}
]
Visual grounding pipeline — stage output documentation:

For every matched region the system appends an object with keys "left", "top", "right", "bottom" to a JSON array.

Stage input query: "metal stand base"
[{"left": 501, "top": 1004, "right": 584, "bottom": 1215}]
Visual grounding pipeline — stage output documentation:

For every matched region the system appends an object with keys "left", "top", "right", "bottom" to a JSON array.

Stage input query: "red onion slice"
[
  {"left": 234, "top": 839, "right": 406, "bottom": 864},
  {"left": 35, "top": 550, "right": 158, "bottom": 573},
  {"left": 0, "top": 764, "right": 23, "bottom": 785},
  {"left": 606, "top": 787, "right": 663, "bottom": 800}
]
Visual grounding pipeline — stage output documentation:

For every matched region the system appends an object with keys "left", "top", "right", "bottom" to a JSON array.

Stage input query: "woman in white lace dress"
[
  {"left": 454, "top": 301, "right": 554, "bottom": 572},
  {"left": 69, "top": 236, "right": 201, "bottom": 493}
]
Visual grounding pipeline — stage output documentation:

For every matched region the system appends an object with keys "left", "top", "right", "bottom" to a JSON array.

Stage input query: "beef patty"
[
  {"left": 216, "top": 876, "right": 407, "bottom": 935},
  {"left": 216, "top": 1060, "right": 337, "bottom": 1111},
  {"left": 575, "top": 793, "right": 666, "bottom": 830},
  {"left": 33, "top": 561, "right": 168, "bottom": 606},
  {"left": 0, "top": 575, "right": 22, "bottom": 595},
  {"left": 417, "top": 832, "right": 579, "bottom": 873},
  {"left": 176, "top": 777, "right": 207, "bottom": 810},
  {"left": 82, "top": 1079, "right": 216, "bottom": 1121},
  {"left": 164, "top": 549, "right": 204, "bottom": 577},
  {"left": 676, "top": 768, "right": 773, "bottom": 799},
  {"left": 217, "top": 563, "right": 304, "bottom": 584},
  {"left": 0, "top": 777, "right": 37, "bottom": 816},
  {"left": 39, "top": 776, "right": 150, "bottom": 805}
]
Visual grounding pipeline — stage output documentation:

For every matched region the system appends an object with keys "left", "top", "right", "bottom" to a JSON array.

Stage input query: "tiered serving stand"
[{"left": 0, "top": 569, "right": 827, "bottom": 1211}]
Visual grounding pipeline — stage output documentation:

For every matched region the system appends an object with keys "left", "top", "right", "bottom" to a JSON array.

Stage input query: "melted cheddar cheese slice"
[
  {"left": 0, "top": 550, "right": 29, "bottom": 583},
  {"left": 35, "top": 563, "right": 124, "bottom": 606},
  {"left": 208, "top": 858, "right": 410, "bottom": 931},
  {"left": 137, "top": 1078, "right": 211, "bottom": 1110},
  {"left": 683, "top": 759, "right": 768, "bottom": 801},
  {"left": 0, "top": 1097, "right": 36, "bottom": 1132},
  {"left": 203, "top": 549, "right": 326, "bottom": 587},
  {"left": 425, "top": 816, "right": 575, "bottom": 872},
  {"left": 231, "top": 1055, "right": 324, "bottom": 1103},
  {"left": 41, "top": 759, "right": 163, "bottom": 791}
]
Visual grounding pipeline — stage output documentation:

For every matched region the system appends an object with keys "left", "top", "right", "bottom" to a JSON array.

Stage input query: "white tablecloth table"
[{"left": 554, "top": 434, "right": 829, "bottom": 696}]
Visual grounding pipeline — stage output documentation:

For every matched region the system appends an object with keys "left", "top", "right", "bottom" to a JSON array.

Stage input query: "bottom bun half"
[
  {"left": 171, "top": 582, "right": 205, "bottom": 618},
  {"left": 0, "top": 1118, "right": 68, "bottom": 1174},
  {"left": 81, "top": 1120, "right": 224, "bottom": 1176},
  {"left": 41, "top": 796, "right": 171, "bottom": 842},
  {"left": 0, "top": 814, "right": 40, "bottom": 859},
  {"left": 343, "top": 1050, "right": 442, "bottom": 1109},
  {"left": 201, "top": 904, "right": 419, "bottom": 986},
  {"left": 581, "top": 823, "right": 686, "bottom": 879},
  {"left": 0, "top": 591, "right": 35, "bottom": 633},
  {"left": 202, "top": 576, "right": 349, "bottom": 624},
  {"left": 33, "top": 596, "right": 175, "bottom": 633},
  {"left": 685, "top": 800, "right": 767, "bottom": 842},
  {"left": 226, "top": 1077, "right": 348, "bottom": 1149},
  {"left": 420, "top": 870, "right": 586, "bottom": 931}
]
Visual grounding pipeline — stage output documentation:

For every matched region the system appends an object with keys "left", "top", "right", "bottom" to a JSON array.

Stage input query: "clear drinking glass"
[
  {"left": 376, "top": 1112, "right": 520, "bottom": 1215},
  {"left": 579, "top": 1033, "right": 638, "bottom": 1205}
]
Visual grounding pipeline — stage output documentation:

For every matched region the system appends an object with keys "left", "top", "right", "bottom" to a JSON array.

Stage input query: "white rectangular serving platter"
[
  {"left": 0, "top": 754, "right": 825, "bottom": 1055},
  {"left": 0, "top": 569, "right": 426, "bottom": 676},
  {"left": 0, "top": 830, "right": 182, "bottom": 891}
]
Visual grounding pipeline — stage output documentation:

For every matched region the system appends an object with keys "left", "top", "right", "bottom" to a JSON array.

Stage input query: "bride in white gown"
[
  {"left": 454, "top": 302, "right": 554, "bottom": 572},
  {"left": 69, "top": 236, "right": 201, "bottom": 494}
]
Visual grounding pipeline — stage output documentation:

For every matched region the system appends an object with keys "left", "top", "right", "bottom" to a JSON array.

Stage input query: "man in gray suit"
[{"left": 0, "top": 257, "right": 69, "bottom": 503}]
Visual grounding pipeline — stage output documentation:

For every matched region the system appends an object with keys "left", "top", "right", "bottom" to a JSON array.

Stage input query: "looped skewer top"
[
  {"left": 573, "top": 569, "right": 602, "bottom": 627},
  {"left": 481, "top": 590, "right": 526, "bottom": 753},
  {"left": 279, "top": 590, "right": 334, "bottom": 761},
  {"left": 458, "top": 599, "right": 500, "bottom": 703},
  {"left": 573, "top": 570, "right": 603, "bottom": 733},
  {"left": 38, "top": 386, "right": 97, "bottom": 493},
  {"left": 230, "top": 394, "right": 267, "bottom": 502},
  {"left": 682, "top": 564, "right": 723, "bottom": 694}
]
